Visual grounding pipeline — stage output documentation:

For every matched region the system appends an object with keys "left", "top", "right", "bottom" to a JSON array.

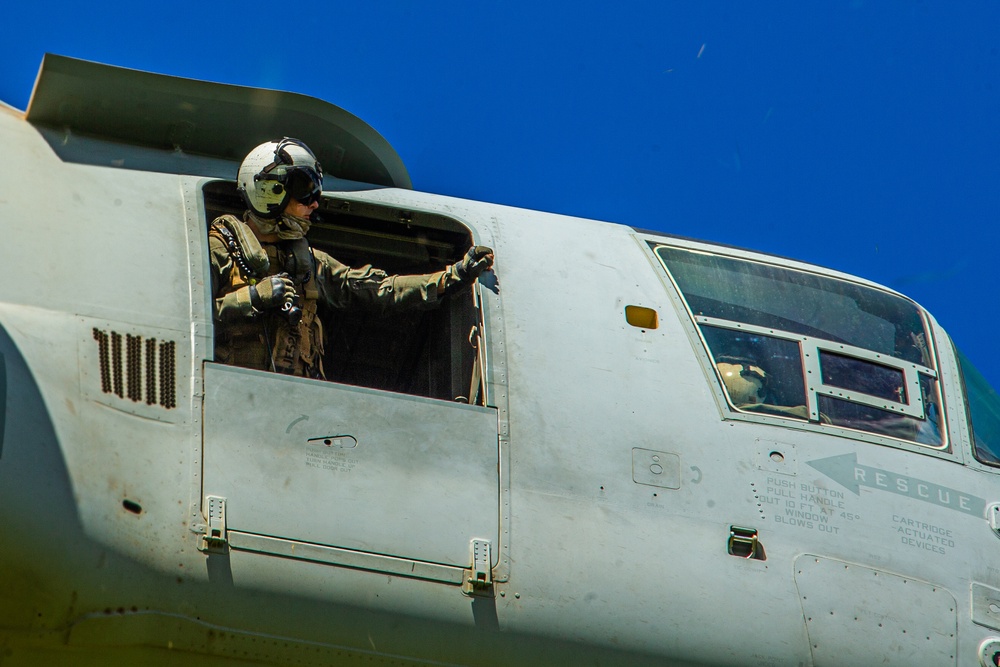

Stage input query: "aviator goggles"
[{"left": 286, "top": 168, "right": 323, "bottom": 206}]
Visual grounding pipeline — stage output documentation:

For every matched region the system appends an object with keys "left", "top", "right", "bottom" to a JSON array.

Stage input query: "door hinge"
[
  {"left": 200, "top": 495, "right": 228, "bottom": 553},
  {"left": 463, "top": 539, "right": 493, "bottom": 595}
]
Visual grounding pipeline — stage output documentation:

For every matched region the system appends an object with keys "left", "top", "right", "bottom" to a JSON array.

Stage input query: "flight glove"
[
  {"left": 217, "top": 274, "right": 299, "bottom": 321},
  {"left": 451, "top": 246, "right": 494, "bottom": 282},
  {"left": 249, "top": 274, "right": 298, "bottom": 312}
]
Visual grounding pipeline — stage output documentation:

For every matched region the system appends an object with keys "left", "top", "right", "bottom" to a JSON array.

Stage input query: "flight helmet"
[
  {"left": 237, "top": 138, "right": 324, "bottom": 218},
  {"left": 716, "top": 359, "right": 767, "bottom": 406}
]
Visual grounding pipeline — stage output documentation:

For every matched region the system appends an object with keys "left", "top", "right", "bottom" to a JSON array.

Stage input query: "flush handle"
[{"left": 728, "top": 526, "right": 759, "bottom": 559}]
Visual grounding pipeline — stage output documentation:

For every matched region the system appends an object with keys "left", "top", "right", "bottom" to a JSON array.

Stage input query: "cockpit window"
[
  {"left": 957, "top": 348, "right": 1000, "bottom": 465},
  {"left": 654, "top": 245, "right": 944, "bottom": 447}
]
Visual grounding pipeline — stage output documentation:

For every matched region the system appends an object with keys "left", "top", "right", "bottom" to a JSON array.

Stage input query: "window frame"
[
  {"left": 697, "top": 315, "right": 937, "bottom": 422},
  {"left": 643, "top": 237, "right": 952, "bottom": 455}
]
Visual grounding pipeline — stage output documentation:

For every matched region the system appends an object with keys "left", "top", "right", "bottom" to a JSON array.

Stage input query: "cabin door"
[{"left": 201, "top": 363, "right": 499, "bottom": 583}]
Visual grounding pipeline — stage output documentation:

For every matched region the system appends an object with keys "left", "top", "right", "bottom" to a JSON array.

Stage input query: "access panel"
[{"left": 203, "top": 363, "right": 499, "bottom": 575}]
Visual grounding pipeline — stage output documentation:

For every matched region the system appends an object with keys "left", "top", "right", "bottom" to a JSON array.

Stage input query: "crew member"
[
  {"left": 717, "top": 357, "right": 768, "bottom": 407},
  {"left": 210, "top": 137, "right": 493, "bottom": 378}
]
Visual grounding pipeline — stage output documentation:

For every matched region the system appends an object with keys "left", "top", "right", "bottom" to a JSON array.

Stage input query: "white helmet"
[
  {"left": 717, "top": 360, "right": 767, "bottom": 406},
  {"left": 237, "top": 138, "right": 323, "bottom": 218}
]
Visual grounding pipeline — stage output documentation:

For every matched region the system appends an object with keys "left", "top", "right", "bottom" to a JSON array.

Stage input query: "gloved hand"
[
  {"left": 217, "top": 273, "right": 300, "bottom": 322},
  {"left": 451, "top": 246, "right": 494, "bottom": 282},
  {"left": 249, "top": 273, "right": 298, "bottom": 311}
]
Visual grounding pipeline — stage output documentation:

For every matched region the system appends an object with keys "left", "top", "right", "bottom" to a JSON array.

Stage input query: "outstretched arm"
[{"left": 315, "top": 246, "right": 494, "bottom": 314}]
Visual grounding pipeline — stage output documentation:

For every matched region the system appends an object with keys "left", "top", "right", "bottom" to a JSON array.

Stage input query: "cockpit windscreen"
[{"left": 958, "top": 348, "right": 1000, "bottom": 465}]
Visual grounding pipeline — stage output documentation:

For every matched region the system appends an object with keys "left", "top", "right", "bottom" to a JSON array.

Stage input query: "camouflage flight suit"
[{"left": 209, "top": 215, "right": 458, "bottom": 379}]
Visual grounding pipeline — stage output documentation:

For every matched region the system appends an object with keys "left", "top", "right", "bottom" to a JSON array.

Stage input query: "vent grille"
[
  {"left": 160, "top": 340, "right": 177, "bottom": 409},
  {"left": 145, "top": 338, "right": 158, "bottom": 405},
  {"left": 127, "top": 333, "right": 141, "bottom": 401},
  {"left": 92, "top": 328, "right": 177, "bottom": 409},
  {"left": 93, "top": 329, "right": 112, "bottom": 394},
  {"left": 111, "top": 331, "right": 123, "bottom": 398}
]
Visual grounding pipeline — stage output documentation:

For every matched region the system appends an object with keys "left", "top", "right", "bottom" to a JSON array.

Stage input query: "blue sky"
[{"left": 2, "top": 2, "right": 997, "bottom": 390}]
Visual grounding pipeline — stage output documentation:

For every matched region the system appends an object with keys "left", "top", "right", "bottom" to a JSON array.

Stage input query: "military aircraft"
[{"left": 1, "top": 53, "right": 999, "bottom": 666}]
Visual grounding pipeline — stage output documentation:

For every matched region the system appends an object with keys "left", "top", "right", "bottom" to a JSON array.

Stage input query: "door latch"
[
  {"left": 200, "top": 495, "right": 228, "bottom": 553},
  {"left": 463, "top": 539, "right": 493, "bottom": 595}
]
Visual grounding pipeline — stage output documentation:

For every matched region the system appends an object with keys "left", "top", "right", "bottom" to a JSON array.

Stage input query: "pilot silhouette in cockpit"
[{"left": 716, "top": 354, "right": 822, "bottom": 422}]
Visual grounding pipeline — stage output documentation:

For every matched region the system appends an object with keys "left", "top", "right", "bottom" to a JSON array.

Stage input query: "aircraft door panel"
[{"left": 203, "top": 363, "right": 500, "bottom": 572}]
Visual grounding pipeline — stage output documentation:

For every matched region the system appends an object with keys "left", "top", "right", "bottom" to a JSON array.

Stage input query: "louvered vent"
[{"left": 92, "top": 328, "right": 177, "bottom": 409}]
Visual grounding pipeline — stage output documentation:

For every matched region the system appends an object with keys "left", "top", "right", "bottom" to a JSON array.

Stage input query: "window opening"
[
  {"left": 819, "top": 351, "right": 906, "bottom": 404},
  {"left": 654, "top": 244, "right": 944, "bottom": 447},
  {"left": 203, "top": 181, "right": 486, "bottom": 405},
  {"left": 702, "top": 324, "right": 810, "bottom": 421}
]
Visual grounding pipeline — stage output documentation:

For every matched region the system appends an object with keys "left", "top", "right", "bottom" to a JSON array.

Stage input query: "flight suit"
[{"left": 209, "top": 217, "right": 458, "bottom": 379}]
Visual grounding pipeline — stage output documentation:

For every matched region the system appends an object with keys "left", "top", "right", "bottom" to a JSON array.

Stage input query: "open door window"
[{"left": 202, "top": 181, "right": 488, "bottom": 405}]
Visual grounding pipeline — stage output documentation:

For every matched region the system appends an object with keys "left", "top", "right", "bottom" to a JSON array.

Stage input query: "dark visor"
[{"left": 286, "top": 169, "right": 322, "bottom": 205}]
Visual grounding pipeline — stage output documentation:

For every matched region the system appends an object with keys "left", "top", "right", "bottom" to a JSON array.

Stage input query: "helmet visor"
[{"left": 287, "top": 168, "right": 322, "bottom": 206}]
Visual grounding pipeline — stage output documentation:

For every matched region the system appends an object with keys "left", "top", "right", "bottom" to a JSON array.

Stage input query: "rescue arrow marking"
[{"left": 807, "top": 452, "right": 986, "bottom": 517}]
